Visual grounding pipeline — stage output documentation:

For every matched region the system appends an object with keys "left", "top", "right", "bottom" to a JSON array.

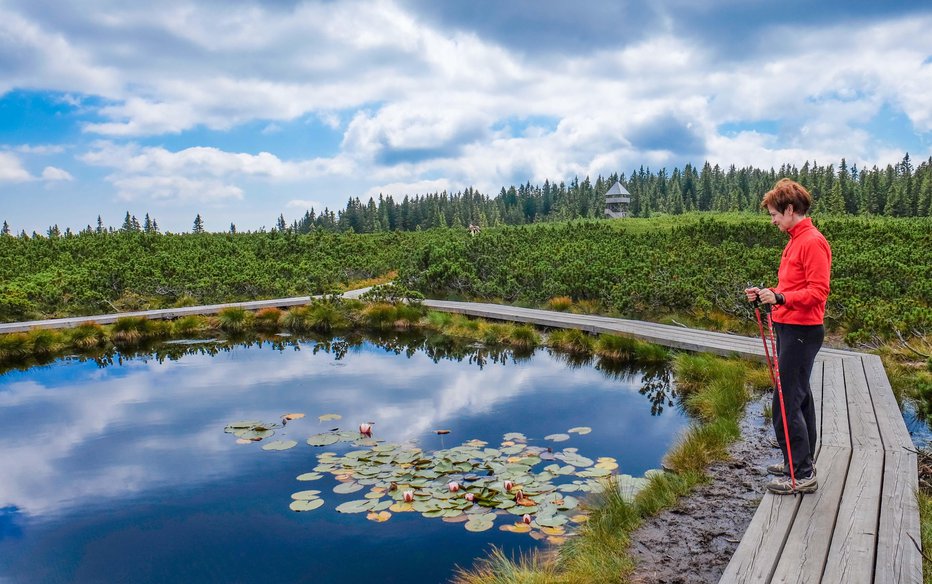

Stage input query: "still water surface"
[{"left": 0, "top": 333, "right": 688, "bottom": 583}]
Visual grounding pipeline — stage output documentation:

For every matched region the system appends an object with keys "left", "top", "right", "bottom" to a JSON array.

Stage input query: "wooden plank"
[
  {"left": 819, "top": 448, "right": 883, "bottom": 584},
  {"left": 719, "top": 494, "right": 802, "bottom": 583},
  {"left": 843, "top": 358, "right": 884, "bottom": 451},
  {"left": 875, "top": 449, "right": 923, "bottom": 584},
  {"left": 862, "top": 354, "right": 913, "bottom": 451},
  {"left": 772, "top": 444, "right": 852, "bottom": 583},
  {"left": 820, "top": 359, "right": 850, "bottom": 449}
]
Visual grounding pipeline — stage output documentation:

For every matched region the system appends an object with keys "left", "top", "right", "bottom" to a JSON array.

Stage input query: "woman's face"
[{"left": 767, "top": 204, "right": 795, "bottom": 232}]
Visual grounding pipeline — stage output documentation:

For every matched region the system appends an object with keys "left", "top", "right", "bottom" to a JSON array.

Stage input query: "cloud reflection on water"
[{"left": 0, "top": 335, "right": 684, "bottom": 520}]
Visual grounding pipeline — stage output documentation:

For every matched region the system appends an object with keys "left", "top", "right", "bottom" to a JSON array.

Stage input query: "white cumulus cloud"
[
  {"left": 41, "top": 166, "right": 73, "bottom": 181},
  {"left": 0, "top": 152, "right": 32, "bottom": 182}
]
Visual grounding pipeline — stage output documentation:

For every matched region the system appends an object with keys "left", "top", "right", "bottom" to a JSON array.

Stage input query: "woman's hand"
[{"left": 745, "top": 287, "right": 777, "bottom": 304}]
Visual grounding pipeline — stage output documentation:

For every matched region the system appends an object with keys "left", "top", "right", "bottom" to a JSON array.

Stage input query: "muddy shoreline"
[{"left": 627, "top": 394, "right": 777, "bottom": 584}]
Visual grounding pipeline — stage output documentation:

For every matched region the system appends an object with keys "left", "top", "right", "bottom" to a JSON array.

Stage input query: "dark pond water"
[{"left": 0, "top": 332, "right": 689, "bottom": 584}]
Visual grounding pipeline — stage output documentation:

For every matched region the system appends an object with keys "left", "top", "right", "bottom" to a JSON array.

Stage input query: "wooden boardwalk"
[{"left": 0, "top": 296, "right": 922, "bottom": 583}]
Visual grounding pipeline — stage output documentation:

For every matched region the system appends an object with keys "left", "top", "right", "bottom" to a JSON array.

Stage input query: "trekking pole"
[
  {"left": 761, "top": 297, "right": 797, "bottom": 491},
  {"left": 752, "top": 293, "right": 777, "bottom": 388}
]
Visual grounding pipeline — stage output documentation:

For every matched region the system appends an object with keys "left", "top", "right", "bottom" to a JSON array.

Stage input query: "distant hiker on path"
[{"left": 745, "top": 178, "right": 832, "bottom": 495}]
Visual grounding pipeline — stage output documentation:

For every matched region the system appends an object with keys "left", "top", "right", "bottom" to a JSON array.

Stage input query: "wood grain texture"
[
  {"left": 820, "top": 448, "right": 883, "bottom": 584},
  {"left": 772, "top": 445, "right": 852, "bottom": 584}
]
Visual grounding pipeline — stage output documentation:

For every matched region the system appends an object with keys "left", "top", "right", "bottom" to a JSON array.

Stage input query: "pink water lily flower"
[
  {"left": 522, "top": 514, "right": 532, "bottom": 525},
  {"left": 403, "top": 490, "right": 415, "bottom": 503},
  {"left": 359, "top": 423, "right": 372, "bottom": 436},
  {"left": 504, "top": 480, "right": 514, "bottom": 492},
  {"left": 465, "top": 492, "right": 475, "bottom": 502},
  {"left": 448, "top": 481, "right": 460, "bottom": 493}
]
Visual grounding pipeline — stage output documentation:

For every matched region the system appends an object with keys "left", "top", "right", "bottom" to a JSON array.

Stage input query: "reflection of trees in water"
[
  {"left": 367, "top": 331, "right": 534, "bottom": 368},
  {"left": 543, "top": 350, "right": 676, "bottom": 416},
  {"left": 4, "top": 330, "right": 673, "bottom": 414}
]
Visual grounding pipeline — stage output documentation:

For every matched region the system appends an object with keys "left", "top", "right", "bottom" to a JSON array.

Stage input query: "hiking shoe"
[
  {"left": 766, "top": 462, "right": 785, "bottom": 475},
  {"left": 767, "top": 472, "right": 818, "bottom": 495},
  {"left": 766, "top": 462, "right": 817, "bottom": 477}
]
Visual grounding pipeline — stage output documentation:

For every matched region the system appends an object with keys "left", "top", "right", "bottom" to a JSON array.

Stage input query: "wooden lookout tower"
[{"left": 604, "top": 181, "right": 631, "bottom": 218}]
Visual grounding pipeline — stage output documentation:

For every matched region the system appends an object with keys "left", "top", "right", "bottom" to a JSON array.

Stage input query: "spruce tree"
[
  {"left": 1, "top": 220, "right": 9, "bottom": 236},
  {"left": 121, "top": 212, "right": 133, "bottom": 232},
  {"left": 824, "top": 181, "right": 847, "bottom": 215},
  {"left": 192, "top": 214, "right": 205, "bottom": 233},
  {"left": 918, "top": 175, "right": 932, "bottom": 217}
]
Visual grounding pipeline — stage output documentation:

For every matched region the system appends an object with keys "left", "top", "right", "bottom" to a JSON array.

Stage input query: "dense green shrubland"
[
  {"left": 0, "top": 230, "right": 425, "bottom": 321},
  {"left": 2, "top": 214, "right": 929, "bottom": 347},
  {"left": 397, "top": 215, "right": 931, "bottom": 344}
]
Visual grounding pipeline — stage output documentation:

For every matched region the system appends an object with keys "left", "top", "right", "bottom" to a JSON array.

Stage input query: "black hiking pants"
[{"left": 772, "top": 322, "right": 823, "bottom": 479}]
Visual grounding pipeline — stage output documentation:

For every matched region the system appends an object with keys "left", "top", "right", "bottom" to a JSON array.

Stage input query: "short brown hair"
[{"left": 761, "top": 178, "right": 812, "bottom": 215}]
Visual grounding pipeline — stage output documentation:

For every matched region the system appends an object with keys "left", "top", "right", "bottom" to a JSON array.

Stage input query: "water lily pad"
[
  {"left": 289, "top": 499, "right": 324, "bottom": 512},
  {"left": 296, "top": 472, "right": 323, "bottom": 481},
  {"left": 291, "top": 490, "right": 321, "bottom": 500},
  {"left": 443, "top": 514, "right": 469, "bottom": 523},
  {"left": 307, "top": 433, "right": 341, "bottom": 446},
  {"left": 567, "top": 426, "right": 592, "bottom": 435},
  {"left": 225, "top": 420, "right": 262, "bottom": 431},
  {"left": 283, "top": 413, "right": 305, "bottom": 421},
  {"left": 558, "top": 452, "right": 594, "bottom": 467},
  {"left": 371, "top": 499, "right": 394, "bottom": 512},
  {"left": 577, "top": 466, "right": 612, "bottom": 478},
  {"left": 503, "top": 432, "right": 526, "bottom": 442},
  {"left": 235, "top": 428, "right": 275, "bottom": 440},
  {"left": 535, "top": 514, "right": 569, "bottom": 528},
  {"left": 389, "top": 502, "right": 414, "bottom": 512},
  {"left": 262, "top": 439, "right": 298, "bottom": 451},
  {"left": 333, "top": 482, "right": 364, "bottom": 494},
  {"left": 367, "top": 511, "right": 392, "bottom": 522},
  {"left": 541, "top": 525, "right": 566, "bottom": 536},
  {"left": 547, "top": 536, "right": 566, "bottom": 545},
  {"left": 464, "top": 519, "right": 495, "bottom": 532},
  {"left": 235, "top": 438, "right": 254, "bottom": 445},
  {"left": 544, "top": 433, "right": 570, "bottom": 442},
  {"left": 335, "top": 499, "right": 375, "bottom": 513},
  {"left": 501, "top": 523, "right": 532, "bottom": 533},
  {"left": 318, "top": 414, "right": 342, "bottom": 421}
]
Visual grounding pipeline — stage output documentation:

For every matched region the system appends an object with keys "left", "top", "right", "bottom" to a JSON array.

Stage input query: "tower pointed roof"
[{"left": 606, "top": 181, "right": 630, "bottom": 196}]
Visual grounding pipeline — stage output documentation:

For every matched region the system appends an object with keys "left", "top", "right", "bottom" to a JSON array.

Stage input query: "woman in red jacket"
[{"left": 745, "top": 178, "right": 831, "bottom": 495}]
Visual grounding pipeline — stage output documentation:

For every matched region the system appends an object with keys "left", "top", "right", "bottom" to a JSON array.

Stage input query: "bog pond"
[{"left": 0, "top": 332, "right": 689, "bottom": 583}]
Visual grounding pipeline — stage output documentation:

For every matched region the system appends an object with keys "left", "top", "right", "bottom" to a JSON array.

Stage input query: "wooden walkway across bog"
[{"left": 0, "top": 296, "right": 923, "bottom": 582}]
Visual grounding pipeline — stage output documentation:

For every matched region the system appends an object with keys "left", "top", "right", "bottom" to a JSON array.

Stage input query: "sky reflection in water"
[{"left": 0, "top": 333, "right": 688, "bottom": 584}]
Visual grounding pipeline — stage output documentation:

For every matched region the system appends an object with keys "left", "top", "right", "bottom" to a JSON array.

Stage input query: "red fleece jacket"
[{"left": 772, "top": 217, "right": 832, "bottom": 325}]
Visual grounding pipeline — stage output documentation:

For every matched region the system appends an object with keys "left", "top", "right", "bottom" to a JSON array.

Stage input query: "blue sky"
[{"left": 1, "top": 0, "right": 931, "bottom": 233}]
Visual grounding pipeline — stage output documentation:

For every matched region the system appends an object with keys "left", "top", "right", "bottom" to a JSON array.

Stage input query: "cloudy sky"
[{"left": 1, "top": 0, "right": 931, "bottom": 233}]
